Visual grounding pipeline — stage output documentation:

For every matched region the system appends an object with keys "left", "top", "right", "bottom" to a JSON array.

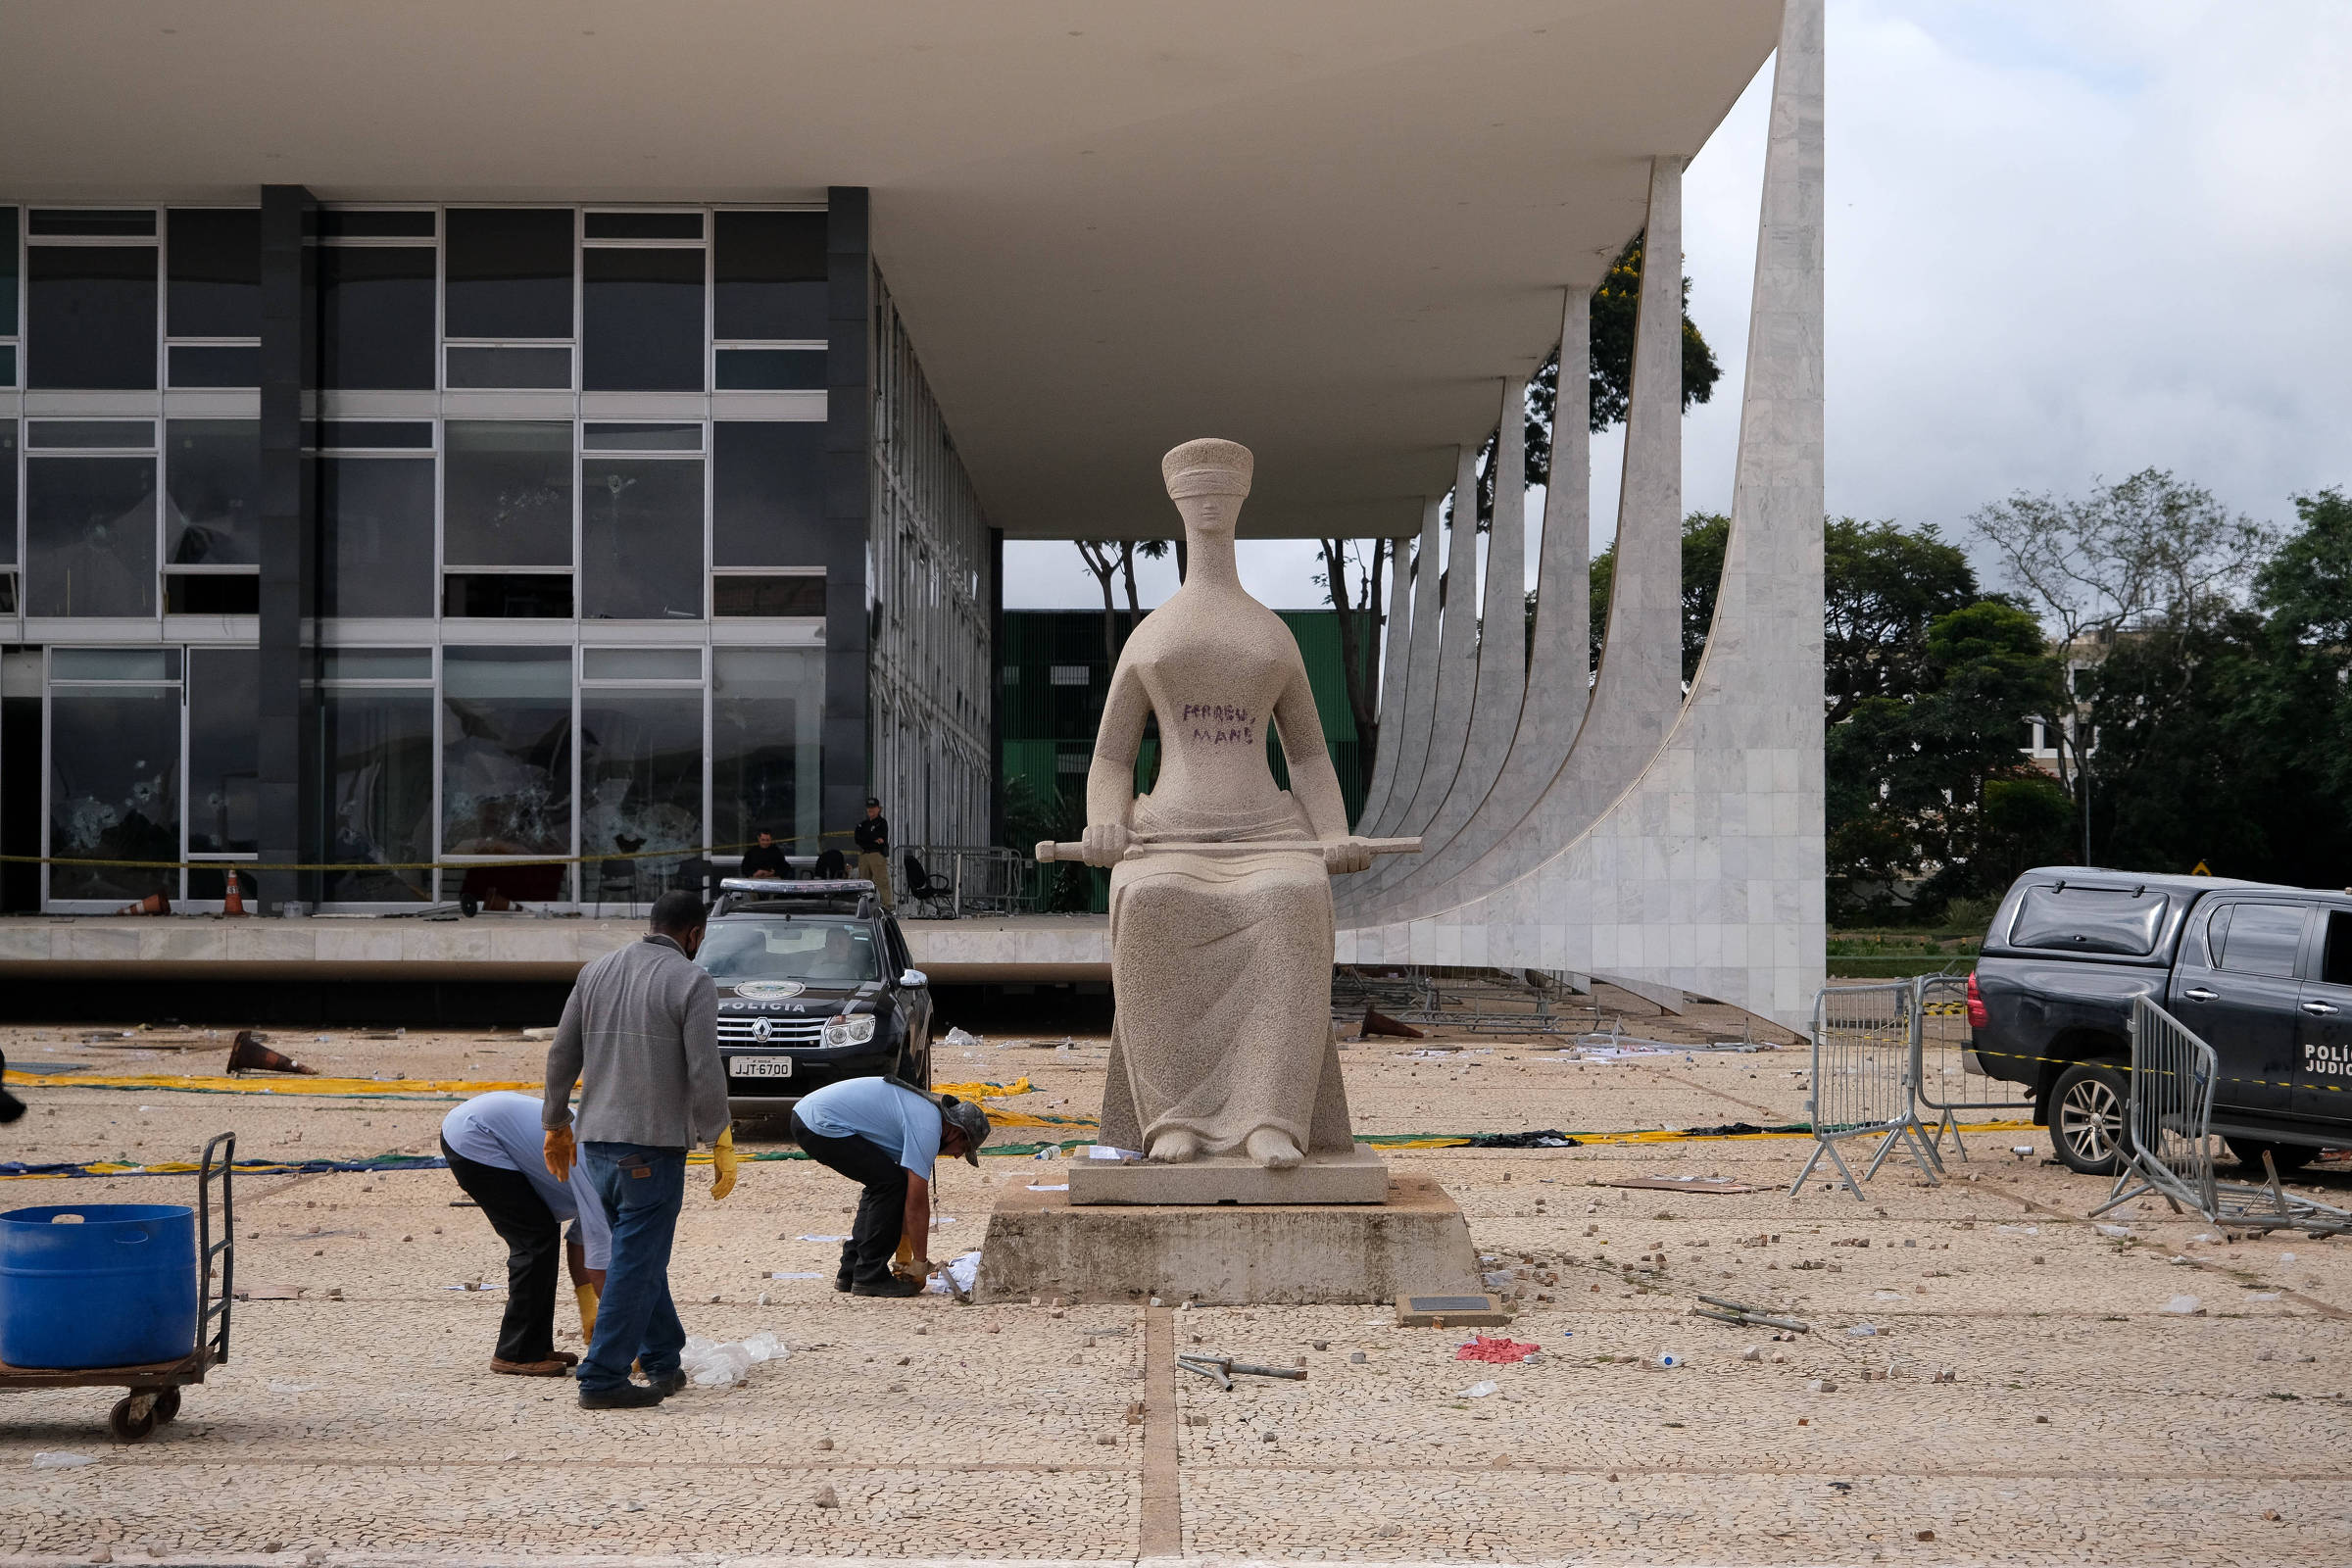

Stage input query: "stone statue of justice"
[{"left": 1035, "top": 439, "right": 1419, "bottom": 1171}]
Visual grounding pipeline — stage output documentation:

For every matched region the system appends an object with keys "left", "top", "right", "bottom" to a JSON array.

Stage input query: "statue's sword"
[{"left": 1035, "top": 836, "right": 1420, "bottom": 863}]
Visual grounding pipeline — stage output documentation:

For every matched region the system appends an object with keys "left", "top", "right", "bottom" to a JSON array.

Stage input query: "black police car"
[{"left": 696, "top": 878, "right": 934, "bottom": 1125}]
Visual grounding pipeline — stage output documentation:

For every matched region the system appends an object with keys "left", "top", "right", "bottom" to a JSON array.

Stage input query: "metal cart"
[{"left": 1, "top": 1131, "right": 234, "bottom": 1443}]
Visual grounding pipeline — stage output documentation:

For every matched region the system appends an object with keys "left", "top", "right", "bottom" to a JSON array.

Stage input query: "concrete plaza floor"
[{"left": 4, "top": 1006, "right": 2351, "bottom": 1566}]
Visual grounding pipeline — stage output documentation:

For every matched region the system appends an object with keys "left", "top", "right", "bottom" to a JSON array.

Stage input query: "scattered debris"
[
  {"left": 1807, "top": 1377, "right": 1838, "bottom": 1394},
  {"left": 1691, "top": 1295, "right": 1810, "bottom": 1334},
  {"left": 1178, "top": 1352, "right": 1307, "bottom": 1392},
  {"left": 2162, "top": 1295, "right": 2203, "bottom": 1316},
  {"left": 1596, "top": 1175, "right": 1762, "bottom": 1195},
  {"left": 30, "top": 1451, "right": 95, "bottom": 1468},
  {"left": 1459, "top": 1380, "right": 1499, "bottom": 1398},
  {"left": 1359, "top": 1006, "right": 1423, "bottom": 1039},
  {"left": 1455, "top": 1335, "right": 1542, "bottom": 1364}
]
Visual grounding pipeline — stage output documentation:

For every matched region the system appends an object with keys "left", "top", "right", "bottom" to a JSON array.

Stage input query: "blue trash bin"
[{"left": 0, "top": 1203, "right": 199, "bottom": 1369}]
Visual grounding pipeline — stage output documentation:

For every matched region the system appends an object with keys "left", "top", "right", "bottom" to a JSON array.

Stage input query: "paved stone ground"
[{"left": 4, "top": 1012, "right": 2351, "bottom": 1564}]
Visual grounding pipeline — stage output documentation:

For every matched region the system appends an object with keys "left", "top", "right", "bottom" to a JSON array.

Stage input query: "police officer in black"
[{"left": 853, "top": 798, "right": 894, "bottom": 910}]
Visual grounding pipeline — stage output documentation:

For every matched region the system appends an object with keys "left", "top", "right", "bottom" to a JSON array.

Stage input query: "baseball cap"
[
  {"left": 865, "top": 797, "right": 881, "bottom": 808},
  {"left": 938, "top": 1095, "right": 991, "bottom": 1166}
]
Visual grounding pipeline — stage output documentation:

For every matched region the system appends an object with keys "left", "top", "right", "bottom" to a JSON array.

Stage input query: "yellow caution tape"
[{"left": 5, "top": 1070, "right": 541, "bottom": 1096}]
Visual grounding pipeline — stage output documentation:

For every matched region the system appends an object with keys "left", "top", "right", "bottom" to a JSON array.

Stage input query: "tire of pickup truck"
[
  {"left": 2049, "top": 1061, "right": 2131, "bottom": 1176},
  {"left": 2224, "top": 1138, "right": 2316, "bottom": 1174}
]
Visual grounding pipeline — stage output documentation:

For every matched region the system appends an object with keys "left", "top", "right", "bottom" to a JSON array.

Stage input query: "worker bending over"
[
  {"left": 791, "top": 1076, "right": 989, "bottom": 1297},
  {"left": 440, "top": 1090, "right": 612, "bottom": 1376}
]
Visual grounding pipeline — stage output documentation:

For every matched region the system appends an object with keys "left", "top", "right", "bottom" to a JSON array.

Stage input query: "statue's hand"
[
  {"left": 1080, "top": 822, "right": 1132, "bottom": 868},
  {"left": 1323, "top": 836, "right": 1374, "bottom": 875}
]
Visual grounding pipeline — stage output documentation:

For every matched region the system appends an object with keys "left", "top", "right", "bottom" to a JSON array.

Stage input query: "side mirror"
[{"left": 900, "top": 968, "right": 929, "bottom": 989}]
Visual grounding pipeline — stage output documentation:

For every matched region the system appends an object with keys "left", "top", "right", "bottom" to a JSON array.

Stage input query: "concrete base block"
[
  {"left": 972, "top": 1172, "right": 1481, "bottom": 1305},
  {"left": 1067, "top": 1144, "right": 1390, "bottom": 1205}
]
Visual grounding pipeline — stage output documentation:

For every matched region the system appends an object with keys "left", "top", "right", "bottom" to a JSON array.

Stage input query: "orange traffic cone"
[
  {"left": 226, "top": 1029, "right": 318, "bottom": 1076},
  {"left": 221, "top": 883, "right": 247, "bottom": 916},
  {"left": 114, "top": 891, "right": 172, "bottom": 916}
]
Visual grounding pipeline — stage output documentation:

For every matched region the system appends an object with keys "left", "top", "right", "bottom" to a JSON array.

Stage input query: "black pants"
[
  {"left": 790, "top": 1111, "right": 906, "bottom": 1288},
  {"left": 442, "top": 1137, "right": 563, "bottom": 1363}
]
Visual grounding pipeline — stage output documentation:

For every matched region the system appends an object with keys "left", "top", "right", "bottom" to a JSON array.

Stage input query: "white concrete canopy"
[{"left": 0, "top": 0, "right": 1781, "bottom": 538}]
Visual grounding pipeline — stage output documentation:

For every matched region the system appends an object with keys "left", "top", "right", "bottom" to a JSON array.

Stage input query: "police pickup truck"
[{"left": 1970, "top": 867, "right": 2352, "bottom": 1176}]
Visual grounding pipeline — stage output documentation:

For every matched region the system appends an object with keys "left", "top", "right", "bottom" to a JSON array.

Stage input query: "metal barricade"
[
  {"left": 902, "top": 846, "right": 1041, "bottom": 918},
  {"left": 2093, "top": 997, "right": 2352, "bottom": 1235},
  {"left": 1790, "top": 982, "right": 1942, "bottom": 1200},
  {"left": 1910, "top": 973, "right": 2034, "bottom": 1159}
]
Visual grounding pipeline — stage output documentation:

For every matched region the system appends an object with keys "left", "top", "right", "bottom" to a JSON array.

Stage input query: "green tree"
[
  {"left": 2082, "top": 488, "right": 2352, "bottom": 885},
  {"left": 1486, "top": 233, "right": 1722, "bottom": 520},
  {"left": 1827, "top": 601, "right": 2061, "bottom": 916},
  {"left": 1968, "top": 469, "right": 2272, "bottom": 849}
]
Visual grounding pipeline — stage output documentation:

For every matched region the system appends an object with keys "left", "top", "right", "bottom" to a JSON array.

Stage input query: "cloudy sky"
[{"left": 1005, "top": 0, "right": 2352, "bottom": 612}]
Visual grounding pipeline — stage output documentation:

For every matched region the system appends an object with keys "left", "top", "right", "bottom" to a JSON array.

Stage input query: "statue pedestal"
[
  {"left": 1067, "top": 1145, "right": 1390, "bottom": 1205},
  {"left": 971, "top": 1170, "right": 1481, "bottom": 1306}
]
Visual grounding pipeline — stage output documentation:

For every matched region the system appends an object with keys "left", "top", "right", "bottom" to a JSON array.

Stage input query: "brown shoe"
[
  {"left": 551, "top": 1350, "right": 580, "bottom": 1367},
  {"left": 491, "top": 1356, "right": 571, "bottom": 1377}
]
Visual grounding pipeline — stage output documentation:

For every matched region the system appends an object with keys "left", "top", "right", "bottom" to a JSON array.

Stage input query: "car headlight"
[{"left": 823, "top": 1014, "right": 878, "bottom": 1048}]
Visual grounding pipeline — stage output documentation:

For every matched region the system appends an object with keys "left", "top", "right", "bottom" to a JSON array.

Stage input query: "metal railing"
[
  {"left": 1791, "top": 981, "right": 1943, "bottom": 1200},
  {"left": 1911, "top": 974, "right": 2034, "bottom": 1159},
  {"left": 900, "top": 845, "right": 1039, "bottom": 918},
  {"left": 2093, "top": 996, "right": 2352, "bottom": 1236}
]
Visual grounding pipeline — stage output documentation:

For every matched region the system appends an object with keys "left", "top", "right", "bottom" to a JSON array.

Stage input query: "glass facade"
[{"left": 1, "top": 196, "right": 994, "bottom": 911}]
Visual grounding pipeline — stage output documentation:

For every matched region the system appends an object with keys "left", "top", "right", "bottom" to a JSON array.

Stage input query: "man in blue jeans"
[{"left": 542, "top": 891, "right": 738, "bottom": 1409}]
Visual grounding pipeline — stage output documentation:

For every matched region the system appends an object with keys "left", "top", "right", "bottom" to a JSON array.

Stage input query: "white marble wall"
[{"left": 1341, "top": 0, "right": 1825, "bottom": 1035}]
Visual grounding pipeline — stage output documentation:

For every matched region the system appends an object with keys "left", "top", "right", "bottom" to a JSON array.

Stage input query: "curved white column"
[
  {"left": 1379, "top": 448, "right": 1483, "bottom": 843},
  {"left": 1364, "top": 293, "right": 1591, "bottom": 906},
  {"left": 1342, "top": 0, "right": 1825, "bottom": 1035},
  {"left": 1349, "top": 377, "right": 1525, "bottom": 905},
  {"left": 1370, "top": 155, "right": 1684, "bottom": 917},
  {"left": 1348, "top": 529, "right": 1421, "bottom": 832},
  {"left": 1356, "top": 495, "right": 1446, "bottom": 839}
]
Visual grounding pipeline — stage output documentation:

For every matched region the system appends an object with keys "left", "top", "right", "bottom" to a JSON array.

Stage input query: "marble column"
[
  {"left": 1341, "top": 0, "right": 1825, "bottom": 1036},
  {"left": 1356, "top": 494, "right": 1446, "bottom": 838},
  {"left": 1351, "top": 377, "right": 1525, "bottom": 904},
  {"left": 1380, "top": 446, "right": 1484, "bottom": 843},
  {"left": 1369, "top": 289, "right": 1592, "bottom": 906},
  {"left": 1372, "top": 154, "right": 1685, "bottom": 917},
  {"left": 1349, "top": 531, "right": 1421, "bottom": 832}
]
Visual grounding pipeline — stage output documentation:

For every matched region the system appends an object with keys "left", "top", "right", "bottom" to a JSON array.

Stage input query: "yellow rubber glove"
[
  {"left": 575, "top": 1279, "right": 600, "bottom": 1343},
  {"left": 893, "top": 1232, "right": 917, "bottom": 1279},
  {"left": 543, "top": 1126, "right": 576, "bottom": 1183},
  {"left": 710, "top": 1127, "right": 739, "bottom": 1200}
]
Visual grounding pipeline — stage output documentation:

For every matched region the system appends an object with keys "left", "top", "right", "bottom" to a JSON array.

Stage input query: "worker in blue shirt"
[
  {"left": 791, "top": 1076, "right": 990, "bottom": 1297},
  {"left": 440, "top": 1090, "right": 612, "bottom": 1376}
]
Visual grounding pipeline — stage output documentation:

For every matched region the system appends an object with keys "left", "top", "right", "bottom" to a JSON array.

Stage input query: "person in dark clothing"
[
  {"left": 813, "top": 847, "right": 849, "bottom": 879},
  {"left": 738, "top": 829, "right": 791, "bottom": 880},
  {"left": 853, "top": 798, "right": 895, "bottom": 910},
  {"left": 790, "top": 1077, "right": 989, "bottom": 1296},
  {"left": 1, "top": 1048, "right": 24, "bottom": 1124},
  {"left": 440, "top": 1091, "right": 612, "bottom": 1376}
]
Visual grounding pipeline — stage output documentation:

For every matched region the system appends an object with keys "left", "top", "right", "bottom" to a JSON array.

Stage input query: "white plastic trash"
[
  {"left": 2162, "top": 1295, "right": 2201, "bottom": 1315},
  {"left": 679, "top": 1330, "right": 789, "bottom": 1387},
  {"left": 31, "top": 1451, "right": 95, "bottom": 1468},
  {"left": 1459, "top": 1381, "right": 1498, "bottom": 1398},
  {"left": 943, "top": 1026, "right": 984, "bottom": 1051},
  {"left": 926, "top": 1250, "right": 983, "bottom": 1298}
]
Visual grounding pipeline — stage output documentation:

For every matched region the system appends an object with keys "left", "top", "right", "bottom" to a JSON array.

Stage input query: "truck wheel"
[
  {"left": 2224, "top": 1138, "right": 2316, "bottom": 1174},
  {"left": 2049, "top": 1061, "right": 2130, "bottom": 1176}
]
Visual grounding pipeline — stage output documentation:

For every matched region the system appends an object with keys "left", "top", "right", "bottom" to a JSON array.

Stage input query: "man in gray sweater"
[{"left": 542, "top": 890, "right": 737, "bottom": 1409}]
